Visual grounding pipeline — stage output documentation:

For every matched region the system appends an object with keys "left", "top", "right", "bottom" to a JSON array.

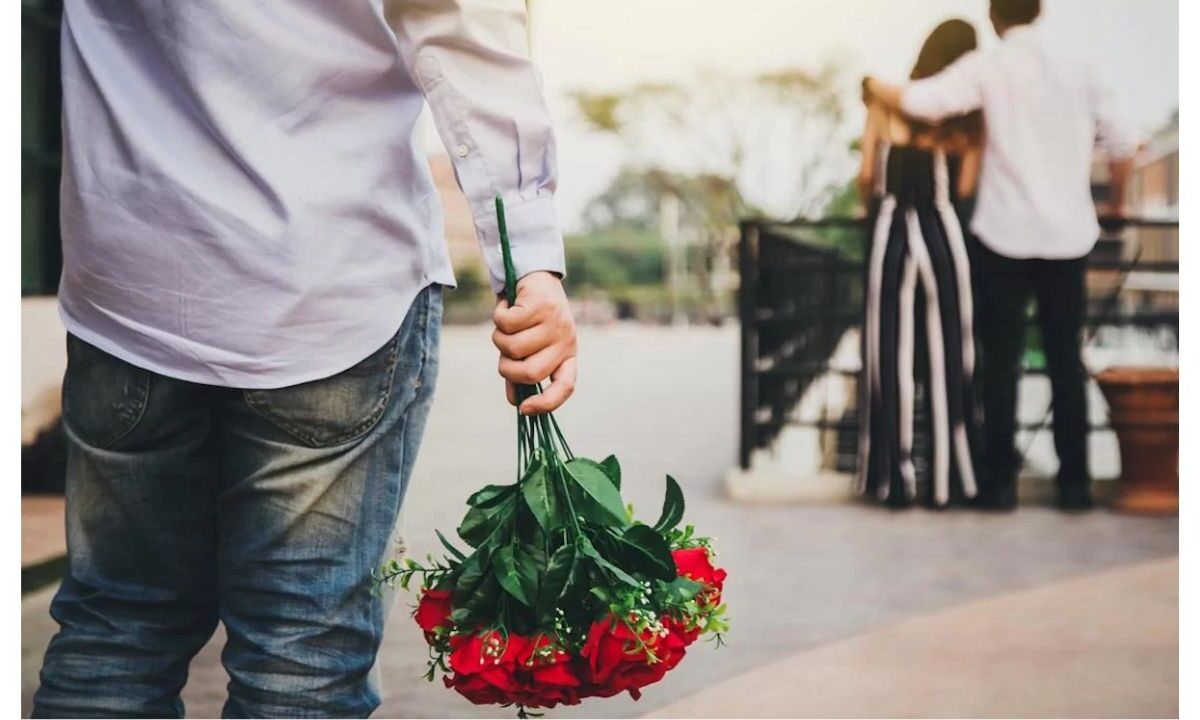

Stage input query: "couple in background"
[{"left": 857, "top": 0, "right": 1138, "bottom": 511}]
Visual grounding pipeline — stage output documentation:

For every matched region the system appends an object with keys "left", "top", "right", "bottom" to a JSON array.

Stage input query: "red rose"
[
  {"left": 413, "top": 589, "right": 453, "bottom": 641},
  {"left": 673, "top": 547, "right": 727, "bottom": 604},
  {"left": 581, "top": 617, "right": 632, "bottom": 685},
  {"left": 445, "top": 674, "right": 510, "bottom": 705},
  {"left": 446, "top": 630, "right": 532, "bottom": 705},
  {"left": 580, "top": 616, "right": 680, "bottom": 700},
  {"left": 663, "top": 614, "right": 701, "bottom": 649},
  {"left": 520, "top": 684, "right": 581, "bottom": 709},
  {"left": 519, "top": 633, "right": 582, "bottom": 688},
  {"left": 449, "top": 630, "right": 527, "bottom": 675}
]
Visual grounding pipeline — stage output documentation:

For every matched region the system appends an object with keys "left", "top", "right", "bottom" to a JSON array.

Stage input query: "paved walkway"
[
  {"left": 21, "top": 324, "right": 1179, "bottom": 717},
  {"left": 651, "top": 558, "right": 1177, "bottom": 718}
]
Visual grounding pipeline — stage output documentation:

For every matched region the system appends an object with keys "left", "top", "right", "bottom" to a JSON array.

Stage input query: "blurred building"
[
  {"left": 1087, "top": 111, "right": 1179, "bottom": 316},
  {"left": 1124, "top": 112, "right": 1180, "bottom": 312},
  {"left": 428, "top": 153, "right": 485, "bottom": 271},
  {"left": 1130, "top": 111, "right": 1180, "bottom": 222}
]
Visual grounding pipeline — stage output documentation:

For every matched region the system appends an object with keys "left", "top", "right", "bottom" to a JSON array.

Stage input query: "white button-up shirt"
[
  {"left": 901, "top": 24, "right": 1138, "bottom": 260},
  {"left": 58, "top": 0, "right": 563, "bottom": 388}
]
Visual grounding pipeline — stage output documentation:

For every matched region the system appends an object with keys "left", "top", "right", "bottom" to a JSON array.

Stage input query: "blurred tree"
[
  {"left": 570, "top": 66, "right": 855, "bottom": 221},
  {"left": 813, "top": 178, "right": 867, "bottom": 261},
  {"left": 570, "top": 66, "right": 856, "bottom": 305},
  {"left": 577, "top": 167, "right": 749, "bottom": 302},
  {"left": 565, "top": 225, "right": 664, "bottom": 289}
]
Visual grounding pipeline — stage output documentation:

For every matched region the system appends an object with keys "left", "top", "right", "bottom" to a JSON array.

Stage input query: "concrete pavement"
[{"left": 651, "top": 558, "right": 1177, "bottom": 718}]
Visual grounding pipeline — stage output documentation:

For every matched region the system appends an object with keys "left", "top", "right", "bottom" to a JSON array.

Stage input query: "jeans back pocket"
[
  {"left": 242, "top": 332, "right": 403, "bottom": 448},
  {"left": 62, "top": 335, "right": 151, "bottom": 450}
]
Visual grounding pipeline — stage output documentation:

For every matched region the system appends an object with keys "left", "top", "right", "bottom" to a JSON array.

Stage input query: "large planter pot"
[{"left": 1094, "top": 367, "right": 1179, "bottom": 514}]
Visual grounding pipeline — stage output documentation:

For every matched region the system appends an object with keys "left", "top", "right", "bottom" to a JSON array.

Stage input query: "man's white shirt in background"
[
  {"left": 59, "top": 0, "right": 563, "bottom": 388},
  {"left": 901, "top": 23, "right": 1139, "bottom": 260}
]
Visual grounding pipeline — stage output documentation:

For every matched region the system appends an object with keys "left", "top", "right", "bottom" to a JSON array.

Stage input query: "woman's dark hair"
[
  {"left": 909, "top": 19, "right": 983, "bottom": 144},
  {"left": 911, "top": 19, "right": 977, "bottom": 81},
  {"left": 991, "top": 0, "right": 1040, "bottom": 26}
]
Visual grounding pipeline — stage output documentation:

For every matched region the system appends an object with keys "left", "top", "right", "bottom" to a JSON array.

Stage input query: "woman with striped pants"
[{"left": 856, "top": 20, "right": 983, "bottom": 507}]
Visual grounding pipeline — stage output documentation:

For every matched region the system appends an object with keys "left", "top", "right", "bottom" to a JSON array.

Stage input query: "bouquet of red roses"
[{"left": 373, "top": 199, "right": 728, "bottom": 716}]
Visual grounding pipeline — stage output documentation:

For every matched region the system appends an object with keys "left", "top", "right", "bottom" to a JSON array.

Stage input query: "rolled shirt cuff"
[{"left": 474, "top": 194, "right": 566, "bottom": 294}]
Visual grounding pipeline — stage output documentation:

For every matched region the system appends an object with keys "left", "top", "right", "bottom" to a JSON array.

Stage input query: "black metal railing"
[{"left": 738, "top": 216, "right": 1179, "bottom": 470}]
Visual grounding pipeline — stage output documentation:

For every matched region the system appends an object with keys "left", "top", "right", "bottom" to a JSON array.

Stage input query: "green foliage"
[
  {"left": 565, "top": 227, "right": 665, "bottom": 289},
  {"left": 599, "top": 455, "right": 621, "bottom": 490},
  {"left": 613, "top": 524, "right": 676, "bottom": 581},
  {"left": 494, "top": 545, "right": 537, "bottom": 607},
  {"left": 564, "top": 458, "right": 629, "bottom": 528},
  {"left": 653, "top": 475, "right": 685, "bottom": 533},
  {"left": 571, "top": 91, "right": 623, "bottom": 133},
  {"left": 808, "top": 179, "right": 868, "bottom": 261},
  {"left": 373, "top": 406, "right": 730, "bottom": 646},
  {"left": 446, "top": 262, "right": 489, "bottom": 305},
  {"left": 519, "top": 465, "right": 560, "bottom": 533},
  {"left": 536, "top": 543, "right": 577, "bottom": 623}
]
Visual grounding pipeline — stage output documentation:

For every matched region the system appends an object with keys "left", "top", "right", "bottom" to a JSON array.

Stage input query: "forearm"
[
  {"left": 857, "top": 111, "right": 879, "bottom": 205},
  {"left": 389, "top": 0, "right": 565, "bottom": 291},
  {"left": 865, "top": 78, "right": 906, "bottom": 113}
]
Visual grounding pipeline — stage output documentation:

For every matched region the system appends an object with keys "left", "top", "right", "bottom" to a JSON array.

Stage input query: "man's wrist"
[
  {"left": 476, "top": 196, "right": 565, "bottom": 294},
  {"left": 499, "top": 270, "right": 562, "bottom": 298}
]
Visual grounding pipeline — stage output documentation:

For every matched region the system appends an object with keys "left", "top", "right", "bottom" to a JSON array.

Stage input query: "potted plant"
[{"left": 1094, "top": 367, "right": 1179, "bottom": 514}]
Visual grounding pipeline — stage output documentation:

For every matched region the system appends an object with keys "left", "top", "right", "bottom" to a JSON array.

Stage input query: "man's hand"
[{"left": 492, "top": 271, "right": 578, "bottom": 415}]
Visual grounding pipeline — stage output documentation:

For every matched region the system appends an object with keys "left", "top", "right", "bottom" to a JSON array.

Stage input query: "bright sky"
[{"left": 433, "top": 0, "right": 1179, "bottom": 230}]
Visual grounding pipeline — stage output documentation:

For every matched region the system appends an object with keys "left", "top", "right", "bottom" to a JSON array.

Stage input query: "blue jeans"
[{"left": 33, "top": 285, "right": 442, "bottom": 718}]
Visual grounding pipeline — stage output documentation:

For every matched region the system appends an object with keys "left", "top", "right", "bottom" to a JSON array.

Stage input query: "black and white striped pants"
[{"left": 857, "top": 153, "right": 980, "bottom": 506}]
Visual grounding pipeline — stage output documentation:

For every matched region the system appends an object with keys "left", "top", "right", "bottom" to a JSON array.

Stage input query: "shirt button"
[{"left": 455, "top": 144, "right": 470, "bottom": 158}]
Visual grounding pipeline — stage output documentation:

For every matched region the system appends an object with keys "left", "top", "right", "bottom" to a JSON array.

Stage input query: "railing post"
[{"left": 739, "top": 222, "right": 760, "bottom": 470}]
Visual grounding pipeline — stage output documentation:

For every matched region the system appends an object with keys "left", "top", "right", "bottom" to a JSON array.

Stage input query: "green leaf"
[
  {"left": 515, "top": 549, "right": 541, "bottom": 607},
  {"left": 462, "top": 576, "right": 499, "bottom": 620},
  {"left": 616, "top": 524, "right": 676, "bottom": 581},
  {"left": 453, "top": 549, "right": 491, "bottom": 612},
  {"left": 436, "top": 529, "right": 467, "bottom": 563},
  {"left": 653, "top": 475, "right": 685, "bottom": 533},
  {"left": 566, "top": 458, "right": 629, "bottom": 528},
  {"left": 451, "top": 550, "right": 498, "bottom": 625},
  {"left": 494, "top": 546, "right": 534, "bottom": 606},
  {"left": 457, "top": 496, "right": 513, "bottom": 548},
  {"left": 663, "top": 575, "right": 704, "bottom": 603},
  {"left": 599, "top": 455, "right": 622, "bottom": 490},
  {"left": 466, "top": 484, "right": 517, "bottom": 509},
  {"left": 537, "top": 542, "right": 577, "bottom": 620},
  {"left": 520, "top": 464, "right": 560, "bottom": 533},
  {"left": 578, "top": 535, "right": 640, "bottom": 588}
]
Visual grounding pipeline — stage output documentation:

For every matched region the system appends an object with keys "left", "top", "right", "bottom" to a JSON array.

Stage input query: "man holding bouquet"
[{"left": 34, "top": 0, "right": 576, "bottom": 717}]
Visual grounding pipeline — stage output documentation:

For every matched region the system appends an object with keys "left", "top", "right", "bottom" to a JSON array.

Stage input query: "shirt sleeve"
[
  {"left": 1088, "top": 66, "right": 1139, "bottom": 159},
  {"left": 900, "top": 51, "right": 986, "bottom": 123},
  {"left": 387, "top": 0, "right": 564, "bottom": 293}
]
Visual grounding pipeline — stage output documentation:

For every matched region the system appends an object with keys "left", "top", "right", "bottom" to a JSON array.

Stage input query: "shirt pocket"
[
  {"left": 242, "top": 331, "right": 404, "bottom": 448},
  {"left": 62, "top": 335, "right": 152, "bottom": 450}
]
